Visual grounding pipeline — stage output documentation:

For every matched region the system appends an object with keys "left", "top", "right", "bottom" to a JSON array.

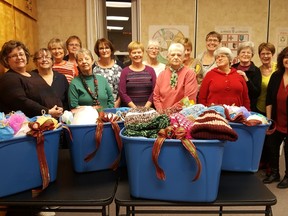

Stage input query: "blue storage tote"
[
  {"left": 0, "top": 128, "right": 62, "bottom": 198},
  {"left": 120, "top": 128, "right": 226, "bottom": 202},
  {"left": 221, "top": 122, "right": 270, "bottom": 172},
  {"left": 66, "top": 108, "right": 125, "bottom": 173}
]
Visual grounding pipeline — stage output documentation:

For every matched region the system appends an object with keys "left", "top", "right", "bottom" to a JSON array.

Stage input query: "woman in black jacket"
[{"left": 263, "top": 46, "right": 288, "bottom": 188}]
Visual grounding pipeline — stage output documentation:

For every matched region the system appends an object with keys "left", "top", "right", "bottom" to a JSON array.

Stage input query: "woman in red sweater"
[{"left": 198, "top": 47, "right": 250, "bottom": 110}]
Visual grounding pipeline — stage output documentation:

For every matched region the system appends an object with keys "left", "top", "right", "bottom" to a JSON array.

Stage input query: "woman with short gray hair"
[
  {"left": 232, "top": 41, "right": 261, "bottom": 111},
  {"left": 198, "top": 47, "right": 250, "bottom": 110},
  {"left": 153, "top": 43, "right": 198, "bottom": 112}
]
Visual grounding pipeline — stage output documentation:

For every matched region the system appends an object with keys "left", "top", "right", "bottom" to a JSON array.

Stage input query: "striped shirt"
[{"left": 53, "top": 61, "right": 78, "bottom": 83}]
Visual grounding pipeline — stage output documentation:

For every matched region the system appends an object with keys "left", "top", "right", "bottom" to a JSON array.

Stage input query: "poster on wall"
[
  {"left": 215, "top": 26, "right": 252, "bottom": 58},
  {"left": 149, "top": 25, "right": 189, "bottom": 64},
  {"left": 276, "top": 28, "right": 288, "bottom": 54}
]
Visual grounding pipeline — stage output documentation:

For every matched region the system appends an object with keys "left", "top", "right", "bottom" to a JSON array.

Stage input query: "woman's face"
[
  {"left": 50, "top": 43, "right": 65, "bottom": 61},
  {"left": 168, "top": 50, "right": 184, "bottom": 69},
  {"left": 7, "top": 47, "right": 27, "bottom": 72},
  {"left": 184, "top": 45, "right": 192, "bottom": 61},
  {"left": 283, "top": 53, "right": 288, "bottom": 70},
  {"left": 206, "top": 36, "right": 220, "bottom": 52},
  {"left": 98, "top": 43, "right": 112, "bottom": 59},
  {"left": 146, "top": 46, "right": 160, "bottom": 60},
  {"left": 215, "top": 53, "right": 230, "bottom": 69},
  {"left": 67, "top": 39, "right": 81, "bottom": 55},
  {"left": 259, "top": 48, "right": 273, "bottom": 65},
  {"left": 77, "top": 52, "right": 93, "bottom": 75},
  {"left": 238, "top": 47, "right": 253, "bottom": 64},
  {"left": 129, "top": 48, "right": 143, "bottom": 63},
  {"left": 35, "top": 51, "right": 53, "bottom": 70}
]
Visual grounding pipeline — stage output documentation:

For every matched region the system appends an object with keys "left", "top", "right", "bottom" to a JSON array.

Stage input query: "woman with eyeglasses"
[
  {"left": 63, "top": 35, "right": 82, "bottom": 65},
  {"left": 232, "top": 41, "right": 261, "bottom": 112},
  {"left": 143, "top": 39, "right": 166, "bottom": 77},
  {"left": 197, "top": 31, "right": 222, "bottom": 79},
  {"left": 93, "top": 38, "right": 122, "bottom": 107},
  {"left": 0, "top": 40, "right": 63, "bottom": 118},
  {"left": 198, "top": 47, "right": 250, "bottom": 110},
  {"left": 31, "top": 48, "right": 69, "bottom": 110}
]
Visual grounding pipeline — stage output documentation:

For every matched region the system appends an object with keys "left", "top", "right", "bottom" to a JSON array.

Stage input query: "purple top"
[{"left": 119, "top": 65, "right": 156, "bottom": 106}]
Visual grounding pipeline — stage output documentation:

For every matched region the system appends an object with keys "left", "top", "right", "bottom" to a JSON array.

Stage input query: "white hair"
[
  {"left": 147, "top": 39, "right": 160, "bottom": 49},
  {"left": 237, "top": 41, "right": 255, "bottom": 56},
  {"left": 214, "top": 47, "right": 234, "bottom": 62},
  {"left": 167, "top": 43, "right": 185, "bottom": 56}
]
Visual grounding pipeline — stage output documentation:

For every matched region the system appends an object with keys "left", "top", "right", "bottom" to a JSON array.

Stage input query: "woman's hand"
[
  {"left": 48, "top": 105, "right": 63, "bottom": 118},
  {"left": 237, "top": 70, "right": 248, "bottom": 81}
]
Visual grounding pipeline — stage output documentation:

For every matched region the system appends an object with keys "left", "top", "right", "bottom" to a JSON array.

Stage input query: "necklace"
[{"left": 79, "top": 74, "right": 100, "bottom": 106}]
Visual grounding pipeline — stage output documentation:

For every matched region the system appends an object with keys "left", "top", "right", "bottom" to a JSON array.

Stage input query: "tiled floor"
[{"left": 52, "top": 154, "right": 287, "bottom": 216}]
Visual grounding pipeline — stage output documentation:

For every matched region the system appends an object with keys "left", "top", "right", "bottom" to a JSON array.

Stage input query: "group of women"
[{"left": 0, "top": 32, "right": 287, "bottom": 189}]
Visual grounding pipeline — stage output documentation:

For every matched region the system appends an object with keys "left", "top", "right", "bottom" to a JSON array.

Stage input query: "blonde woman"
[{"left": 119, "top": 41, "right": 157, "bottom": 108}]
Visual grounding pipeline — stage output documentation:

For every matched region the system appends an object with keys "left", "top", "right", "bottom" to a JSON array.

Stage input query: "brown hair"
[
  {"left": 205, "top": 31, "right": 222, "bottom": 42},
  {"left": 179, "top": 37, "right": 193, "bottom": 49},
  {"left": 0, "top": 40, "right": 30, "bottom": 69},
  {"left": 66, "top": 35, "right": 82, "bottom": 49},
  {"left": 33, "top": 48, "right": 54, "bottom": 63},
  {"left": 94, "top": 38, "right": 115, "bottom": 58},
  {"left": 258, "top": 42, "right": 276, "bottom": 56},
  {"left": 277, "top": 46, "right": 288, "bottom": 72}
]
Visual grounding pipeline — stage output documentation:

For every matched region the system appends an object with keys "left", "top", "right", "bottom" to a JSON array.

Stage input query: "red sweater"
[{"left": 198, "top": 67, "right": 250, "bottom": 110}]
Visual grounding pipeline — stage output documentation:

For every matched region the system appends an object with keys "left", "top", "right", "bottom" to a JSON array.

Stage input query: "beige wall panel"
[
  {"left": 141, "top": 0, "right": 196, "bottom": 55},
  {"left": 0, "top": 2, "right": 15, "bottom": 47},
  {"left": 14, "top": 0, "right": 37, "bottom": 19},
  {"left": 197, "top": 0, "right": 268, "bottom": 66},
  {"left": 269, "top": 0, "right": 288, "bottom": 54},
  {"left": 14, "top": 10, "right": 38, "bottom": 71},
  {"left": 37, "top": 0, "right": 86, "bottom": 49},
  {"left": 2, "top": 0, "right": 12, "bottom": 4}
]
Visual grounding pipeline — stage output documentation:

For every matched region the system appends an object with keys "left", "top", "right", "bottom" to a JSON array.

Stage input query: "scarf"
[{"left": 170, "top": 64, "right": 184, "bottom": 88}]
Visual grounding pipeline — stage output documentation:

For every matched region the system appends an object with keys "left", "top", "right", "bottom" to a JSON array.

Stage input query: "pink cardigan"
[{"left": 153, "top": 66, "right": 198, "bottom": 110}]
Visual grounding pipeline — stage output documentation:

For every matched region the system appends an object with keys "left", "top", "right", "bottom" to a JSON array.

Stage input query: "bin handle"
[
  {"left": 152, "top": 126, "right": 202, "bottom": 181},
  {"left": 84, "top": 112, "right": 123, "bottom": 171},
  {"left": 26, "top": 119, "right": 55, "bottom": 197}
]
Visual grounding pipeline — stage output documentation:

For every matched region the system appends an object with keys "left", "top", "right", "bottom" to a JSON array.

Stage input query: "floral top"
[{"left": 92, "top": 61, "right": 122, "bottom": 101}]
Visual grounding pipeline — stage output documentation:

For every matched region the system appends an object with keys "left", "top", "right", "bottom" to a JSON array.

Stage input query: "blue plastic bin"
[
  {"left": 221, "top": 122, "right": 270, "bottom": 172},
  {"left": 66, "top": 108, "right": 125, "bottom": 173},
  {"left": 0, "top": 128, "right": 62, "bottom": 198},
  {"left": 120, "top": 128, "right": 226, "bottom": 202}
]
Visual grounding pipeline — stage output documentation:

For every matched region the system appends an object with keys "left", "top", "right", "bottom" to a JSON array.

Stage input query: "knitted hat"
[
  {"left": 191, "top": 110, "right": 238, "bottom": 141},
  {"left": 124, "top": 107, "right": 160, "bottom": 126}
]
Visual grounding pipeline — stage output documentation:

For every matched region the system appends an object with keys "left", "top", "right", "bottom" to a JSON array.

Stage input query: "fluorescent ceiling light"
[
  {"left": 106, "top": 1, "right": 131, "bottom": 8},
  {"left": 107, "top": 16, "right": 129, "bottom": 21},
  {"left": 107, "top": 26, "right": 124, "bottom": 30}
]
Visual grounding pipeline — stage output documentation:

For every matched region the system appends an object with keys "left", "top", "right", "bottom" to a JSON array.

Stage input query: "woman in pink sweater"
[{"left": 153, "top": 43, "right": 198, "bottom": 112}]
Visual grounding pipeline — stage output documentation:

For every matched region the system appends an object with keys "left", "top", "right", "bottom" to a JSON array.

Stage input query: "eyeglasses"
[
  {"left": 68, "top": 43, "right": 80, "bottom": 47},
  {"left": 8, "top": 52, "right": 26, "bottom": 59},
  {"left": 239, "top": 51, "right": 252, "bottom": 56},
  {"left": 216, "top": 54, "right": 228, "bottom": 59},
  {"left": 148, "top": 47, "right": 159, "bottom": 51},
  {"left": 36, "top": 56, "right": 52, "bottom": 61},
  {"left": 99, "top": 47, "right": 110, "bottom": 51},
  {"left": 206, "top": 39, "right": 219, "bottom": 43}
]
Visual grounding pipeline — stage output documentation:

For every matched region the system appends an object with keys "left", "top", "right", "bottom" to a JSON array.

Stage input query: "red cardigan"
[{"left": 198, "top": 67, "right": 250, "bottom": 110}]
